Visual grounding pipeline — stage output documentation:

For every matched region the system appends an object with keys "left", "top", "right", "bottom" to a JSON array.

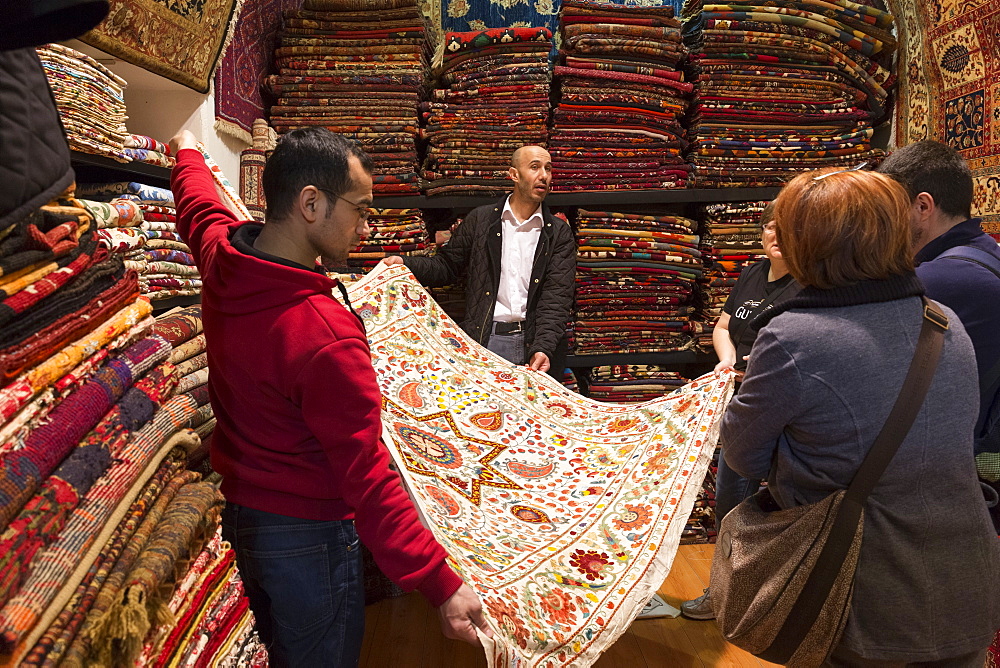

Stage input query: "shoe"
[
  {"left": 636, "top": 593, "right": 679, "bottom": 620},
  {"left": 680, "top": 587, "right": 715, "bottom": 620}
]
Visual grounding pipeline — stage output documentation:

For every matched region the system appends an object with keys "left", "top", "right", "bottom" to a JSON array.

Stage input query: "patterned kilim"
[
  {"left": 79, "top": 0, "right": 243, "bottom": 92},
  {"left": 214, "top": 0, "right": 304, "bottom": 141},
  {"left": 893, "top": 0, "right": 1000, "bottom": 230},
  {"left": 438, "top": 0, "right": 685, "bottom": 33},
  {"left": 346, "top": 264, "right": 732, "bottom": 667},
  {"left": 239, "top": 149, "right": 268, "bottom": 222}
]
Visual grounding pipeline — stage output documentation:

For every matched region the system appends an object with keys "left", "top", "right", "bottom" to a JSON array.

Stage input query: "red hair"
[{"left": 773, "top": 169, "right": 913, "bottom": 289}]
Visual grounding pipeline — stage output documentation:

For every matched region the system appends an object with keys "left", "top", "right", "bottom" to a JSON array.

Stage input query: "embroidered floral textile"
[{"left": 346, "top": 264, "right": 732, "bottom": 667}]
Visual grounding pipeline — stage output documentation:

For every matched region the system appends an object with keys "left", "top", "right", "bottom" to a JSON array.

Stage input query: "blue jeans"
[
  {"left": 715, "top": 449, "right": 760, "bottom": 531},
  {"left": 487, "top": 331, "right": 525, "bottom": 365},
  {"left": 221, "top": 503, "right": 364, "bottom": 668}
]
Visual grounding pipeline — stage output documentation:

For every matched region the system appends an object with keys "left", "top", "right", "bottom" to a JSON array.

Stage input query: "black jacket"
[
  {"left": 404, "top": 197, "right": 576, "bottom": 367},
  {"left": 1, "top": 0, "right": 109, "bottom": 229},
  {"left": 0, "top": 48, "right": 75, "bottom": 230}
]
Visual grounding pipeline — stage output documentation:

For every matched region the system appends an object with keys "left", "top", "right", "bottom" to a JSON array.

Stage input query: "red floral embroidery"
[
  {"left": 491, "top": 370, "right": 516, "bottom": 384},
  {"left": 569, "top": 549, "right": 611, "bottom": 581}
]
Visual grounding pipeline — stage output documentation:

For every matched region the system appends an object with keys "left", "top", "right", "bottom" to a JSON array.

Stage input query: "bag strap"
[
  {"left": 763, "top": 297, "right": 948, "bottom": 664},
  {"left": 936, "top": 244, "right": 1000, "bottom": 282}
]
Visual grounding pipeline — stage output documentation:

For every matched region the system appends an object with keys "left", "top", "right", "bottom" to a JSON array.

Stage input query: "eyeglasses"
[
  {"left": 762, "top": 222, "right": 777, "bottom": 232},
  {"left": 811, "top": 161, "right": 869, "bottom": 181},
  {"left": 319, "top": 189, "right": 372, "bottom": 222}
]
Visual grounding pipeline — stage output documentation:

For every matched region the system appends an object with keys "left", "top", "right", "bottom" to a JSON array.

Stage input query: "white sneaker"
[{"left": 636, "top": 594, "right": 680, "bottom": 620}]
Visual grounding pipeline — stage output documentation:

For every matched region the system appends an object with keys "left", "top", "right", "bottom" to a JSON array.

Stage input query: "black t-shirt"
[{"left": 722, "top": 260, "right": 799, "bottom": 371}]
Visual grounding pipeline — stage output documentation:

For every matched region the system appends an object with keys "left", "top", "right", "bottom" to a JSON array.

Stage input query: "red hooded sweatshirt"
[{"left": 171, "top": 148, "right": 461, "bottom": 606}]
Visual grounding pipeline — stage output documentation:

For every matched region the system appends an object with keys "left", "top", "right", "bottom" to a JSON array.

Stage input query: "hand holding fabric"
[
  {"left": 381, "top": 256, "right": 405, "bottom": 266},
  {"left": 439, "top": 583, "right": 493, "bottom": 645},
  {"left": 169, "top": 130, "right": 198, "bottom": 155},
  {"left": 528, "top": 351, "right": 550, "bottom": 372}
]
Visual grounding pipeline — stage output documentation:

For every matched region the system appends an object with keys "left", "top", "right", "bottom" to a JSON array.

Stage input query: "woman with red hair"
[{"left": 720, "top": 168, "right": 1000, "bottom": 667}]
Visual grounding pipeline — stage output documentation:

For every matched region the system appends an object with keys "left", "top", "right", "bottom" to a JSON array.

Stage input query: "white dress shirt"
[{"left": 493, "top": 196, "right": 543, "bottom": 322}]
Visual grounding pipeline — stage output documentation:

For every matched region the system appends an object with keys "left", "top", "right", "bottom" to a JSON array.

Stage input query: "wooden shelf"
[
  {"left": 70, "top": 151, "right": 172, "bottom": 187},
  {"left": 150, "top": 294, "right": 201, "bottom": 314},
  {"left": 372, "top": 187, "right": 781, "bottom": 210},
  {"left": 67, "top": 154, "right": 779, "bottom": 210}
]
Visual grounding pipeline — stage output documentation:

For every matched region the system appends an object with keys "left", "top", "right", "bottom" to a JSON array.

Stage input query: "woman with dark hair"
[
  {"left": 681, "top": 203, "right": 801, "bottom": 620},
  {"left": 721, "top": 168, "right": 1000, "bottom": 666}
]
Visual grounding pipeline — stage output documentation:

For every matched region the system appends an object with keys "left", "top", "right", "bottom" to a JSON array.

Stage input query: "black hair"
[
  {"left": 262, "top": 127, "right": 374, "bottom": 222},
  {"left": 877, "top": 140, "right": 973, "bottom": 219}
]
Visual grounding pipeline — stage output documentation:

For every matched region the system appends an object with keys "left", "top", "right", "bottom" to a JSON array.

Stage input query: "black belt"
[{"left": 492, "top": 320, "right": 524, "bottom": 335}]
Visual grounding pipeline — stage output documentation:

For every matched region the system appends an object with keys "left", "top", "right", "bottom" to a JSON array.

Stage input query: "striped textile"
[{"left": 0, "top": 400, "right": 200, "bottom": 664}]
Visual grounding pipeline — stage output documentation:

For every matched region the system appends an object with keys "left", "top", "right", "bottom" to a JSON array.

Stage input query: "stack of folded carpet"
[
  {"left": 36, "top": 43, "right": 130, "bottom": 162},
  {"left": 586, "top": 365, "right": 688, "bottom": 402},
  {"left": 681, "top": 0, "right": 895, "bottom": 186},
  {"left": 4, "top": 306, "right": 259, "bottom": 668},
  {"left": 0, "top": 212, "right": 226, "bottom": 665},
  {"left": 267, "top": 0, "right": 428, "bottom": 196},
  {"left": 550, "top": 0, "right": 693, "bottom": 192},
  {"left": 561, "top": 368, "right": 581, "bottom": 393},
  {"left": 683, "top": 450, "right": 717, "bottom": 544},
  {"left": 422, "top": 27, "right": 552, "bottom": 197},
  {"left": 347, "top": 208, "right": 431, "bottom": 273},
  {"left": 0, "top": 187, "right": 139, "bottom": 449},
  {"left": 124, "top": 134, "right": 175, "bottom": 169},
  {"left": 153, "top": 307, "right": 216, "bottom": 474},
  {"left": 573, "top": 208, "right": 702, "bottom": 355},
  {"left": 694, "top": 201, "right": 768, "bottom": 350},
  {"left": 136, "top": 527, "right": 266, "bottom": 667},
  {"left": 77, "top": 182, "right": 203, "bottom": 303}
]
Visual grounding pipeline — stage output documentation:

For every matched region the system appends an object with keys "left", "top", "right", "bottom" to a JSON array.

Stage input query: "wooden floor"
[{"left": 360, "top": 543, "right": 779, "bottom": 667}]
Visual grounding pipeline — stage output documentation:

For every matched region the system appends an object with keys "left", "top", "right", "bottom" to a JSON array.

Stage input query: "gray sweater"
[{"left": 722, "top": 293, "right": 1000, "bottom": 661}]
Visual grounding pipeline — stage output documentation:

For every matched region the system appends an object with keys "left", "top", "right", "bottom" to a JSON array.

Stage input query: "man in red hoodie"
[{"left": 169, "top": 128, "right": 489, "bottom": 666}]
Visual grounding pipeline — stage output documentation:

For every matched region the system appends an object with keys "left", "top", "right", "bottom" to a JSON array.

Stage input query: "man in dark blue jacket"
[{"left": 880, "top": 140, "right": 1000, "bottom": 526}]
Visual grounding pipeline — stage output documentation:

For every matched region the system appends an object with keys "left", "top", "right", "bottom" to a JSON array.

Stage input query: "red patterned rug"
[
  {"left": 214, "top": 0, "right": 304, "bottom": 143},
  {"left": 894, "top": 0, "right": 1000, "bottom": 232}
]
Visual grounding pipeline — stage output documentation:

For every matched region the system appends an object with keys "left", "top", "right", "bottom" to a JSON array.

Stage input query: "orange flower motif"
[
  {"left": 539, "top": 587, "right": 579, "bottom": 627},
  {"left": 642, "top": 449, "right": 676, "bottom": 476},
  {"left": 607, "top": 417, "right": 639, "bottom": 433},
  {"left": 485, "top": 595, "right": 531, "bottom": 649},
  {"left": 613, "top": 503, "right": 654, "bottom": 531}
]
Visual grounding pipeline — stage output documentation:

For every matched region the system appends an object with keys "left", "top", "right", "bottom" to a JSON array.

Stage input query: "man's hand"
[
  {"left": 527, "top": 352, "right": 550, "bottom": 373},
  {"left": 381, "top": 256, "right": 404, "bottom": 266},
  {"left": 439, "top": 583, "right": 492, "bottom": 645},
  {"left": 168, "top": 130, "right": 198, "bottom": 156}
]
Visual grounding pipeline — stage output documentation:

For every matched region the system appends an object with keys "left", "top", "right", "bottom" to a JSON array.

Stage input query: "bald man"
[{"left": 385, "top": 146, "right": 575, "bottom": 376}]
